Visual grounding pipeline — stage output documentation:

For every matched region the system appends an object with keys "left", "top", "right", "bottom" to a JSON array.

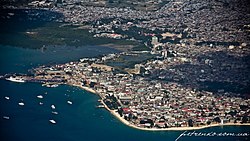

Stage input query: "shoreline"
[
  {"left": 73, "top": 84, "right": 250, "bottom": 131},
  {"left": 98, "top": 43, "right": 135, "bottom": 52}
]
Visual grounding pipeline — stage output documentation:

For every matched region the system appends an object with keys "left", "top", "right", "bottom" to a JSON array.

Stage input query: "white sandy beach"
[{"left": 74, "top": 84, "right": 250, "bottom": 131}]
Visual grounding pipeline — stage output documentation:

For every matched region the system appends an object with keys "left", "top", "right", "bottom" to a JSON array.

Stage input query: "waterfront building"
[{"left": 151, "top": 36, "right": 159, "bottom": 46}]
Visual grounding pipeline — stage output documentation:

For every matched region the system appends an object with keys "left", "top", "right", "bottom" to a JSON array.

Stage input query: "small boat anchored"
[
  {"left": 42, "top": 83, "right": 59, "bottom": 88},
  {"left": 49, "top": 119, "right": 56, "bottom": 124},
  {"left": 67, "top": 101, "right": 73, "bottom": 105},
  {"left": 51, "top": 111, "right": 58, "bottom": 115},
  {"left": 37, "top": 95, "right": 43, "bottom": 99},
  {"left": 3, "top": 116, "right": 10, "bottom": 120},
  {"left": 51, "top": 105, "right": 56, "bottom": 109},
  {"left": 18, "top": 102, "right": 25, "bottom": 106},
  {"left": 96, "top": 105, "right": 105, "bottom": 108},
  {"left": 6, "top": 76, "right": 25, "bottom": 83}
]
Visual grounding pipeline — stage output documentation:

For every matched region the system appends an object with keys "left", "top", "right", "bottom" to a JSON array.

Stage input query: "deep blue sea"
[{"left": 0, "top": 45, "right": 249, "bottom": 141}]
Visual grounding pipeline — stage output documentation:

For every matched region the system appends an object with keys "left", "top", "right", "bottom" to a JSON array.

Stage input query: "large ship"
[{"left": 6, "top": 76, "right": 25, "bottom": 83}]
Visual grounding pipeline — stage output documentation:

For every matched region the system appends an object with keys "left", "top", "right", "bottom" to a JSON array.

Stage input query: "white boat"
[
  {"left": 6, "top": 76, "right": 25, "bottom": 83},
  {"left": 42, "top": 83, "right": 58, "bottom": 88},
  {"left": 51, "top": 111, "right": 58, "bottom": 115},
  {"left": 50, "top": 84, "right": 59, "bottom": 88},
  {"left": 96, "top": 105, "right": 105, "bottom": 108},
  {"left": 51, "top": 105, "right": 56, "bottom": 109},
  {"left": 3, "top": 116, "right": 10, "bottom": 120},
  {"left": 49, "top": 119, "right": 56, "bottom": 124},
  {"left": 5, "top": 96, "right": 10, "bottom": 100},
  {"left": 37, "top": 95, "right": 43, "bottom": 99},
  {"left": 18, "top": 102, "right": 25, "bottom": 106},
  {"left": 67, "top": 101, "right": 73, "bottom": 105},
  {"left": 39, "top": 102, "right": 43, "bottom": 105}
]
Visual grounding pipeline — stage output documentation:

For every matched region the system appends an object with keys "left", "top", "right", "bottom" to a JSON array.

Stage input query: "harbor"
[
  {"left": 3, "top": 51, "right": 249, "bottom": 131},
  {"left": 0, "top": 41, "right": 249, "bottom": 141},
  {"left": 0, "top": 0, "right": 249, "bottom": 140}
]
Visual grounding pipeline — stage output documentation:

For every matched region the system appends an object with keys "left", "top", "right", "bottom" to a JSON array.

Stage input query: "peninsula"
[
  {"left": 1, "top": 0, "right": 250, "bottom": 131},
  {"left": 3, "top": 49, "right": 250, "bottom": 130}
]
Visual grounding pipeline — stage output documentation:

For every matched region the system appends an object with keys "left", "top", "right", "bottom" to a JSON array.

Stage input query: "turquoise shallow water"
[
  {"left": 0, "top": 45, "right": 120, "bottom": 74},
  {"left": 0, "top": 45, "right": 249, "bottom": 141}
]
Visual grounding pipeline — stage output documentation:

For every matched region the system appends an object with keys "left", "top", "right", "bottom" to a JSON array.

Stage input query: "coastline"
[
  {"left": 99, "top": 43, "right": 135, "bottom": 52},
  {"left": 73, "top": 84, "right": 250, "bottom": 131}
]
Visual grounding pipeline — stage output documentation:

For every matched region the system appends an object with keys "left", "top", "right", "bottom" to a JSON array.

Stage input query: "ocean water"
[{"left": 0, "top": 45, "right": 249, "bottom": 141}]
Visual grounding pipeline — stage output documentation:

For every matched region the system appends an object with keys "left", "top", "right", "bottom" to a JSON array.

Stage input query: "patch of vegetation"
[
  {"left": 1, "top": 21, "right": 142, "bottom": 50},
  {"left": 132, "top": 44, "right": 150, "bottom": 51},
  {"left": 106, "top": 0, "right": 171, "bottom": 11},
  {"left": 106, "top": 53, "right": 155, "bottom": 70}
]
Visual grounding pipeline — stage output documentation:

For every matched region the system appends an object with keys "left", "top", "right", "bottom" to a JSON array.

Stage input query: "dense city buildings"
[
  {"left": 1, "top": 0, "right": 249, "bottom": 130},
  {"left": 4, "top": 47, "right": 249, "bottom": 130}
]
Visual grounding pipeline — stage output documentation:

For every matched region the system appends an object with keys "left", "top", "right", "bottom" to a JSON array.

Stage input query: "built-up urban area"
[
  {"left": 14, "top": 48, "right": 249, "bottom": 129},
  {"left": 2, "top": 0, "right": 250, "bottom": 129}
]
